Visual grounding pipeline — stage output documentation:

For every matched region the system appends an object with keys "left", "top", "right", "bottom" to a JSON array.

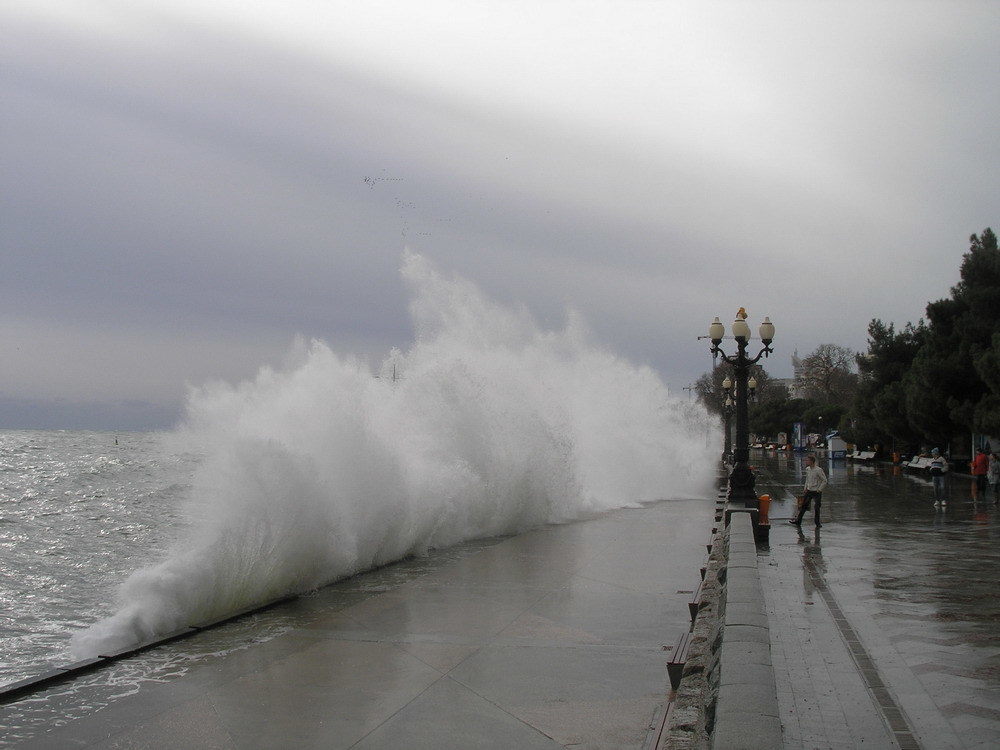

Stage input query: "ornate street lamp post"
[
  {"left": 721, "top": 387, "right": 734, "bottom": 463},
  {"left": 708, "top": 312, "right": 775, "bottom": 508},
  {"left": 721, "top": 374, "right": 757, "bottom": 464}
]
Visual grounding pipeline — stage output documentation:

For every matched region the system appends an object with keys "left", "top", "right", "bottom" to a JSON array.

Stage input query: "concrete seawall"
[
  {"left": 0, "top": 597, "right": 298, "bottom": 705},
  {"left": 709, "top": 512, "right": 782, "bottom": 748},
  {"left": 661, "top": 506, "right": 781, "bottom": 750}
]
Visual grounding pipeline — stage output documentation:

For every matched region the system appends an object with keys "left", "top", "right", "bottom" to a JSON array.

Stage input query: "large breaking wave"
[{"left": 72, "top": 251, "right": 718, "bottom": 657}]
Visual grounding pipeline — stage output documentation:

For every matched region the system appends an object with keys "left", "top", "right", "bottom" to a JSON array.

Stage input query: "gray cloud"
[{"left": 2, "top": 2, "right": 999, "bottom": 429}]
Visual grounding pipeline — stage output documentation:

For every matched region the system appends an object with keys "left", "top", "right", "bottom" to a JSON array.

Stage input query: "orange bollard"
[{"left": 757, "top": 494, "right": 771, "bottom": 525}]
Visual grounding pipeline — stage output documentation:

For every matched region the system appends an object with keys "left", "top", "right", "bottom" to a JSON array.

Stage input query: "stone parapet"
[{"left": 662, "top": 510, "right": 781, "bottom": 749}]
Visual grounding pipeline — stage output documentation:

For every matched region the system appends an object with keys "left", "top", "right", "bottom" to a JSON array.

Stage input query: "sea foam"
[{"left": 72, "top": 251, "right": 718, "bottom": 657}]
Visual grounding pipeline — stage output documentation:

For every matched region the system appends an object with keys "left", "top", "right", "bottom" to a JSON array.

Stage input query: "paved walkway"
[
  {"left": 756, "top": 452, "right": 1000, "bottom": 750},
  {"left": 2, "top": 498, "right": 713, "bottom": 749}
]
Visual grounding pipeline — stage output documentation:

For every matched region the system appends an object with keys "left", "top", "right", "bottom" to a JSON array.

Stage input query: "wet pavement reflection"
[
  {"left": 755, "top": 450, "right": 1000, "bottom": 750},
  {"left": 4, "top": 497, "right": 715, "bottom": 750}
]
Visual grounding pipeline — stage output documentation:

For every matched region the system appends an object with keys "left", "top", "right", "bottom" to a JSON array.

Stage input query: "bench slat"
[{"left": 666, "top": 630, "right": 691, "bottom": 690}]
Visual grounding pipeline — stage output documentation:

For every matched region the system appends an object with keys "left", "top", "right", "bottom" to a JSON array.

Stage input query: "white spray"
[{"left": 72, "top": 251, "right": 719, "bottom": 658}]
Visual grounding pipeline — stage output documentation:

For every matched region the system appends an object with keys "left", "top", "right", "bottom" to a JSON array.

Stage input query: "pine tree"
[{"left": 904, "top": 228, "right": 1000, "bottom": 440}]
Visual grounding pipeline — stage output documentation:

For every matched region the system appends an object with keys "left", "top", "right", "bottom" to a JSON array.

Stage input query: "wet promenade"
[
  {"left": 4, "top": 452, "right": 1000, "bottom": 748},
  {"left": 2, "top": 497, "right": 714, "bottom": 749},
  {"left": 756, "top": 451, "right": 1000, "bottom": 750}
]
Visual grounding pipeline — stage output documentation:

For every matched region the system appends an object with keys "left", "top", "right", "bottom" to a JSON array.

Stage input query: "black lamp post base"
[
  {"left": 727, "top": 463, "right": 757, "bottom": 508},
  {"left": 726, "top": 462, "right": 769, "bottom": 543}
]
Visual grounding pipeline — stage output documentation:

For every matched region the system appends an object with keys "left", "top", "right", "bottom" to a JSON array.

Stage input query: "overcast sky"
[{"left": 3, "top": 0, "right": 998, "bottom": 430}]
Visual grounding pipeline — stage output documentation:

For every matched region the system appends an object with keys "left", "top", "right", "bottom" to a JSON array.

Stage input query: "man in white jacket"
[{"left": 791, "top": 454, "right": 828, "bottom": 527}]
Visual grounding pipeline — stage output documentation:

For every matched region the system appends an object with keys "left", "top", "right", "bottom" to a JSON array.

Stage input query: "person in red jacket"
[{"left": 972, "top": 448, "right": 989, "bottom": 496}]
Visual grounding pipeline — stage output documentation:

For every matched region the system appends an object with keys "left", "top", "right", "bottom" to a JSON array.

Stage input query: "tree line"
[{"left": 695, "top": 228, "right": 999, "bottom": 458}]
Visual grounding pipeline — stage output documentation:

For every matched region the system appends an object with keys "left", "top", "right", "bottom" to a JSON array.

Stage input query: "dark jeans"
[
  {"left": 796, "top": 490, "right": 822, "bottom": 525},
  {"left": 932, "top": 474, "right": 946, "bottom": 500}
]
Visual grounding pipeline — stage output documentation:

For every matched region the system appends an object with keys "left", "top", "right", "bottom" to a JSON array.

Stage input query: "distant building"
[
  {"left": 773, "top": 378, "right": 796, "bottom": 396},
  {"left": 770, "top": 350, "right": 803, "bottom": 398}
]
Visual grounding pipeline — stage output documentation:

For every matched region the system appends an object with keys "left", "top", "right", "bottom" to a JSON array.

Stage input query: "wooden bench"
[
  {"left": 688, "top": 580, "right": 705, "bottom": 624},
  {"left": 666, "top": 629, "right": 692, "bottom": 691}
]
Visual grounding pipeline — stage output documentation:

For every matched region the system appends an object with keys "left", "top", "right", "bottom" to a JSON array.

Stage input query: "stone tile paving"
[
  {"left": 755, "top": 452, "right": 1000, "bottom": 750},
  {"left": 761, "top": 530, "right": 900, "bottom": 749}
]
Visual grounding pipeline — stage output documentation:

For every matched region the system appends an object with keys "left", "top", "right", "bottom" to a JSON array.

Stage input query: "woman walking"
[{"left": 929, "top": 448, "right": 948, "bottom": 505}]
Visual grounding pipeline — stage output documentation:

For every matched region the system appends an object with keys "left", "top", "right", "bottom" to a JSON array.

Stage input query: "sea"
[
  {"left": 0, "top": 429, "right": 198, "bottom": 686},
  {"left": 0, "top": 254, "right": 720, "bottom": 703}
]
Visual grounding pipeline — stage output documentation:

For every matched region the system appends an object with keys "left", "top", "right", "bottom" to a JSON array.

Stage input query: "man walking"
[{"left": 791, "top": 454, "right": 828, "bottom": 527}]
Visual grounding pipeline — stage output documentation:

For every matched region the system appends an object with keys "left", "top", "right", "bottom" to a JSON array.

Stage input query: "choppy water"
[{"left": 0, "top": 430, "right": 199, "bottom": 684}]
